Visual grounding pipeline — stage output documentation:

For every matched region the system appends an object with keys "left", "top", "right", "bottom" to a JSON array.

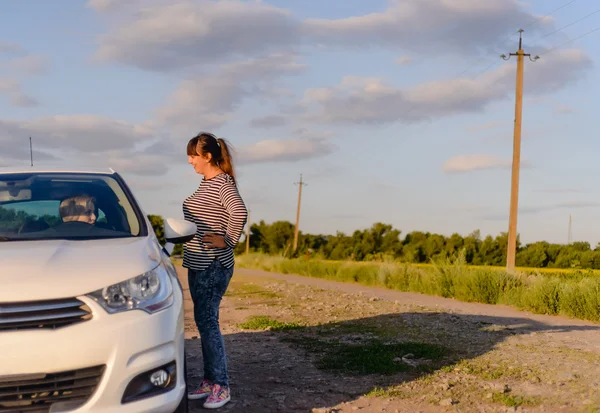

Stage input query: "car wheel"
[{"left": 173, "top": 350, "right": 189, "bottom": 413}]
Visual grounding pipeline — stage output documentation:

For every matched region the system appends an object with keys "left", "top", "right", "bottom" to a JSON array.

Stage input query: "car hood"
[{"left": 0, "top": 237, "right": 164, "bottom": 302}]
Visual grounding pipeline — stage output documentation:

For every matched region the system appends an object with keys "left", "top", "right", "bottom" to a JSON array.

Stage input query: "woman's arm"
[{"left": 219, "top": 179, "right": 248, "bottom": 249}]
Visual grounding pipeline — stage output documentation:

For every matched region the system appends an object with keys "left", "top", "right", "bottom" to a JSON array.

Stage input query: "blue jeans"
[{"left": 187, "top": 259, "right": 234, "bottom": 387}]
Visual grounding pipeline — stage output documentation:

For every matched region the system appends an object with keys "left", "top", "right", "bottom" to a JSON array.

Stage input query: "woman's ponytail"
[{"left": 217, "top": 138, "right": 236, "bottom": 184}]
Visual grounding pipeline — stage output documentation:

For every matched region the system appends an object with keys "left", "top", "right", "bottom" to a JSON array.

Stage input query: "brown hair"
[
  {"left": 187, "top": 132, "right": 236, "bottom": 183},
  {"left": 59, "top": 195, "right": 95, "bottom": 222}
]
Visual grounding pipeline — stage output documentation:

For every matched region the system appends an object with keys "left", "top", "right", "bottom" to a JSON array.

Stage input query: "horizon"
[{"left": 2, "top": 0, "right": 599, "bottom": 247}]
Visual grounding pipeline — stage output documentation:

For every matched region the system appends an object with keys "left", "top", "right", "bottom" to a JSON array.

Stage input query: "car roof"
[{"left": 0, "top": 167, "right": 117, "bottom": 175}]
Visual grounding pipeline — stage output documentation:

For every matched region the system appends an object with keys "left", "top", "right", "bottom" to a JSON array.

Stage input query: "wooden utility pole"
[
  {"left": 293, "top": 174, "right": 306, "bottom": 252},
  {"left": 245, "top": 210, "right": 251, "bottom": 254},
  {"left": 502, "top": 29, "right": 539, "bottom": 274}
]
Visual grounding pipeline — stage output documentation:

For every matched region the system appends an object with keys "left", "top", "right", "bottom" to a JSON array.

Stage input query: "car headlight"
[{"left": 87, "top": 263, "right": 174, "bottom": 314}]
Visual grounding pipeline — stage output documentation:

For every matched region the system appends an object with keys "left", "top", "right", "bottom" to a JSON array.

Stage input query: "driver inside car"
[
  {"left": 59, "top": 195, "right": 97, "bottom": 225},
  {"left": 37, "top": 194, "right": 121, "bottom": 237}
]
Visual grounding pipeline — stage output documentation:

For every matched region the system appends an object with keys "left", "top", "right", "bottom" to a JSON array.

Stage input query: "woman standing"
[{"left": 183, "top": 132, "right": 248, "bottom": 409}]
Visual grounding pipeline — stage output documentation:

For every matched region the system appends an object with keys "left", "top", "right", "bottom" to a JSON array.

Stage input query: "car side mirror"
[{"left": 164, "top": 218, "right": 196, "bottom": 244}]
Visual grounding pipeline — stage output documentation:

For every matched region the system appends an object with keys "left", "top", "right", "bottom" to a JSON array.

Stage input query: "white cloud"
[
  {"left": 10, "top": 92, "right": 39, "bottom": 108},
  {"left": 0, "top": 44, "right": 50, "bottom": 105},
  {"left": 0, "top": 115, "right": 156, "bottom": 156},
  {"left": 304, "top": 0, "right": 550, "bottom": 55},
  {"left": 154, "top": 54, "right": 305, "bottom": 133},
  {"left": 5, "top": 55, "right": 49, "bottom": 76},
  {"left": 395, "top": 56, "right": 412, "bottom": 66},
  {"left": 249, "top": 115, "right": 288, "bottom": 129},
  {"left": 306, "top": 0, "right": 551, "bottom": 54},
  {"left": 86, "top": 0, "right": 140, "bottom": 13},
  {"left": 238, "top": 135, "right": 335, "bottom": 165},
  {"left": 0, "top": 42, "right": 22, "bottom": 56},
  {"left": 0, "top": 78, "right": 39, "bottom": 108},
  {"left": 103, "top": 152, "right": 169, "bottom": 176},
  {"left": 89, "top": 0, "right": 550, "bottom": 72},
  {"left": 300, "top": 49, "right": 592, "bottom": 125},
  {"left": 0, "top": 115, "right": 173, "bottom": 177},
  {"left": 0, "top": 78, "right": 18, "bottom": 92},
  {"left": 92, "top": 0, "right": 302, "bottom": 72},
  {"left": 443, "top": 154, "right": 514, "bottom": 173}
]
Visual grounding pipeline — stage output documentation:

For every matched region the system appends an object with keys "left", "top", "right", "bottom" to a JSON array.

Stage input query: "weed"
[
  {"left": 236, "top": 253, "right": 600, "bottom": 323},
  {"left": 283, "top": 335, "right": 450, "bottom": 376},
  {"left": 365, "top": 386, "right": 409, "bottom": 398},
  {"left": 237, "top": 315, "right": 302, "bottom": 331},
  {"left": 225, "top": 283, "right": 280, "bottom": 299},
  {"left": 491, "top": 392, "right": 541, "bottom": 408}
]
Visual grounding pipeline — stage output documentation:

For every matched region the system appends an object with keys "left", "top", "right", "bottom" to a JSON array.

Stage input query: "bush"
[{"left": 236, "top": 252, "right": 600, "bottom": 323}]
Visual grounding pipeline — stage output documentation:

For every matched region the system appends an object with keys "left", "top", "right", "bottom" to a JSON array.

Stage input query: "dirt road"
[{"left": 180, "top": 266, "right": 600, "bottom": 413}]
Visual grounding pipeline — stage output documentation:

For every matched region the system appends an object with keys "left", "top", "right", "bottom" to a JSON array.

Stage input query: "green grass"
[
  {"left": 224, "top": 283, "right": 281, "bottom": 299},
  {"left": 236, "top": 315, "right": 450, "bottom": 376},
  {"left": 235, "top": 252, "right": 600, "bottom": 323},
  {"left": 491, "top": 392, "right": 541, "bottom": 408},
  {"left": 284, "top": 335, "right": 450, "bottom": 375},
  {"left": 237, "top": 315, "right": 303, "bottom": 331},
  {"left": 365, "top": 386, "right": 410, "bottom": 398}
]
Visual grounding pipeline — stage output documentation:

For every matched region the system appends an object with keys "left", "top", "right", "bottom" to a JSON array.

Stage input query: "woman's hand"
[{"left": 202, "top": 233, "right": 227, "bottom": 248}]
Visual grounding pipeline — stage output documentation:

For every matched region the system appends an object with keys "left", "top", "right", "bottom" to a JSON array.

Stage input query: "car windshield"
[{"left": 0, "top": 172, "right": 144, "bottom": 241}]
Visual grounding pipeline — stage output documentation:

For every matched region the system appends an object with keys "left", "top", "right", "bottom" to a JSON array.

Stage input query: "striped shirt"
[{"left": 182, "top": 173, "right": 248, "bottom": 271}]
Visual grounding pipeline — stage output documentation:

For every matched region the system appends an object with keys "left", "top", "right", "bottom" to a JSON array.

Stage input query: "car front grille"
[
  {"left": 0, "top": 298, "right": 93, "bottom": 331},
  {"left": 0, "top": 365, "right": 105, "bottom": 412}
]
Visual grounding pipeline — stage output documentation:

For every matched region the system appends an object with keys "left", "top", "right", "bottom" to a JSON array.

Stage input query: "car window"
[{"left": 0, "top": 173, "right": 144, "bottom": 241}]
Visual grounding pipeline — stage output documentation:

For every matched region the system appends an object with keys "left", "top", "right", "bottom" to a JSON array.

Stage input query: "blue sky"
[{"left": 1, "top": 0, "right": 599, "bottom": 246}]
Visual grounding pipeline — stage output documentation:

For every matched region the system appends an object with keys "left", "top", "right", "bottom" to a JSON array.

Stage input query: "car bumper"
[{"left": 0, "top": 287, "right": 186, "bottom": 413}]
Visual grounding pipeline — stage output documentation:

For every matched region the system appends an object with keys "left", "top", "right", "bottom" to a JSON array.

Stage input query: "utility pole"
[
  {"left": 245, "top": 209, "right": 251, "bottom": 254},
  {"left": 501, "top": 29, "right": 539, "bottom": 274},
  {"left": 29, "top": 137, "right": 33, "bottom": 167},
  {"left": 293, "top": 174, "right": 306, "bottom": 252}
]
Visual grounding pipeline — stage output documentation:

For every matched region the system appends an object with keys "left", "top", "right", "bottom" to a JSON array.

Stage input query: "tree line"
[
  {"left": 2, "top": 207, "right": 596, "bottom": 269},
  {"left": 229, "top": 219, "right": 600, "bottom": 270}
]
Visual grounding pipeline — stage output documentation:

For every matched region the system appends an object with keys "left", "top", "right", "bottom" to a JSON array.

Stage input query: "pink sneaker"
[
  {"left": 187, "top": 379, "right": 212, "bottom": 400},
  {"left": 203, "top": 383, "right": 231, "bottom": 409}
]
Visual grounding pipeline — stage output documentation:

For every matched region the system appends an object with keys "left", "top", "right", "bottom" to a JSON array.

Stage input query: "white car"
[{"left": 0, "top": 168, "right": 195, "bottom": 413}]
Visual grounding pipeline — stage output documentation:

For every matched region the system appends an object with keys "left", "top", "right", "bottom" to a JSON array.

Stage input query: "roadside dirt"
[{"left": 180, "top": 266, "right": 600, "bottom": 413}]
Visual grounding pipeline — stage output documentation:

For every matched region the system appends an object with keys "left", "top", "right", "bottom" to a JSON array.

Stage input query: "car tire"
[{"left": 173, "top": 350, "right": 189, "bottom": 413}]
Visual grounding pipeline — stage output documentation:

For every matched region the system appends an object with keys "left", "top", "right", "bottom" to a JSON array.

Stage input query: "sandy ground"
[{"left": 180, "top": 266, "right": 600, "bottom": 413}]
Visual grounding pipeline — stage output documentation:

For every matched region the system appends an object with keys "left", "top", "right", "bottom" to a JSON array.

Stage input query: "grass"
[
  {"left": 237, "top": 315, "right": 303, "bottom": 331},
  {"left": 451, "top": 358, "right": 541, "bottom": 381},
  {"left": 491, "top": 392, "right": 541, "bottom": 408},
  {"left": 283, "top": 335, "right": 449, "bottom": 376},
  {"left": 235, "top": 252, "right": 600, "bottom": 323},
  {"left": 224, "top": 282, "right": 281, "bottom": 299},
  {"left": 365, "top": 386, "right": 410, "bottom": 398},
  {"left": 236, "top": 315, "right": 450, "bottom": 376}
]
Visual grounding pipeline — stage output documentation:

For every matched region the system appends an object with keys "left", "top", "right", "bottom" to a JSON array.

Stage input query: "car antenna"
[{"left": 29, "top": 136, "right": 33, "bottom": 167}]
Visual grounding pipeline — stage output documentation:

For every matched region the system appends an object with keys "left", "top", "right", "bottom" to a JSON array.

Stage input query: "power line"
[
  {"left": 453, "top": 0, "right": 578, "bottom": 79},
  {"left": 518, "top": 0, "right": 579, "bottom": 33},
  {"left": 530, "top": 5, "right": 600, "bottom": 44},
  {"left": 391, "top": 1, "right": 578, "bottom": 131},
  {"left": 539, "top": 24, "right": 600, "bottom": 56}
]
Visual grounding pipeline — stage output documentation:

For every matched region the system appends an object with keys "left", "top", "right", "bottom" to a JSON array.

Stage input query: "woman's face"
[{"left": 188, "top": 153, "right": 211, "bottom": 175}]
